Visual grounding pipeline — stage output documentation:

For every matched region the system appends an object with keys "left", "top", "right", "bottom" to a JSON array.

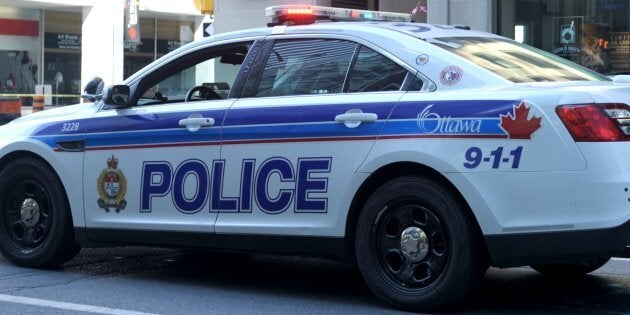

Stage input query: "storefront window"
[
  {"left": 0, "top": 7, "right": 41, "bottom": 103},
  {"left": 124, "top": 17, "right": 194, "bottom": 79},
  {"left": 124, "top": 17, "right": 155, "bottom": 79},
  {"left": 44, "top": 11, "right": 82, "bottom": 105},
  {"left": 498, "top": 0, "right": 630, "bottom": 75}
]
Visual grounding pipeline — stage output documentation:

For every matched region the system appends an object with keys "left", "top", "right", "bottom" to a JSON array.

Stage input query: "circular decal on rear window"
[{"left": 439, "top": 66, "right": 463, "bottom": 86}]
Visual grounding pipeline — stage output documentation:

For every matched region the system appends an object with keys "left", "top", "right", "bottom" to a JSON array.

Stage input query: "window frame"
[
  {"left": 343, "top": 44, "right": 415, "bottom": 93},
  {"left": 239, "top": 34, "right": 434, "bottom": 99},
  {"left": 254, "top": 38, "right": 358, "bottom": 97},
  {"left": 103, "top": 37, "right": 263, "bottom": 110},
  {"left": 132, "top": 41, "right": 256, "bottom": 107}
]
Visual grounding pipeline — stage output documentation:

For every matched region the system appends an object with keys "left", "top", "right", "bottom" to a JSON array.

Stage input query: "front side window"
[
  {"left": 135, "top": 43, "right": 251, "bottom": 106},
  {"left": 256, "top": 39, "right": 356, "bottom": 97},
  {"left": 429, "top": 37, "right": 609, "bottom": 83}
]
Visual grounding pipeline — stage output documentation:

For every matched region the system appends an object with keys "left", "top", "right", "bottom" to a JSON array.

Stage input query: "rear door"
[{"left": 215, "top": 36, "right": 420, "bottom": 238}]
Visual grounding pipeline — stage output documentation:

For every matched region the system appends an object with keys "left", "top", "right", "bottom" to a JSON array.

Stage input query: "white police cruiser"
[{"left": 0, "top": 5, "right": 629, "bottom": 312}]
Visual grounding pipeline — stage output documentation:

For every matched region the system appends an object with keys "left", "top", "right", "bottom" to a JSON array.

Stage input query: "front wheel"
[
  {"left": 355, "top": 176, "right": 487, "bottom": 312},
  {"left": 0, "top": 158, "right": 80, "bottom": 267}
]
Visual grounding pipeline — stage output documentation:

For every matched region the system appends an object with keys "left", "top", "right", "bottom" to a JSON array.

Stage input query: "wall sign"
[
  {"left": 45, "top": 33, "right": 81, "bottom": 50},
  {"left": 552, "top": 16, "right": 583, "bottom": 58},
  {"left": 610, "top": 32, "right": 630, "bottom": 72},
  {"left": 124, "top": 39, "right": 191, "bottom": 54},
  {"left": 0, "top": 18, "right": 39, "bottom": 37}
]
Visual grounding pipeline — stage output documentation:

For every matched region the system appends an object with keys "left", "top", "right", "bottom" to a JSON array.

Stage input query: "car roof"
[
  {"left": 279, "top": 21, "right": 502, "bottom": 39},
  {"left": 202, "top": 21, "right": 503, "bottom": 42}
]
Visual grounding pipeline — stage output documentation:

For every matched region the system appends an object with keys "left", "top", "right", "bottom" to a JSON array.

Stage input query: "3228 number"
[{"left": 61, "top": 122, "right": 80, "bottom": 132}]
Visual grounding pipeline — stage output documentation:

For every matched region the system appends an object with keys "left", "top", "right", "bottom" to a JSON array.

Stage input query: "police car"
[{"left": 0, "top": 5, "right": 629, "bottom": 312}]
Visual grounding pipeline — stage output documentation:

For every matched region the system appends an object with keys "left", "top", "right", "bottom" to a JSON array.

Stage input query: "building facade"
[
  {"left": 497, "top": 0, "right": 630, "bottom": 74},
  {"left": 0, "top": 0, "right": 206, "bottom": 105},
  {"left": 0, "top": 0, "right": 627, "bottom": 105}
]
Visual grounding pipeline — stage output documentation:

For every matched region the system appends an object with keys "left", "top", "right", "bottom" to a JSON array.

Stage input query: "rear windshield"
[{"left": 428, "top": 37, "right": 609, "bottom": 83}]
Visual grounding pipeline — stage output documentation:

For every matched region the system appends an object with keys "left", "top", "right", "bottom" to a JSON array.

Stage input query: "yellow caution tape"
[{"left": 0, "top": 93, "right": 80, "bottom": 98}]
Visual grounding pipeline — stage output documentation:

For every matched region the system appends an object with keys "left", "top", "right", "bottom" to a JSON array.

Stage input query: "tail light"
[{"left": 556, "top": 103, "right": 630, "bottom": 141}]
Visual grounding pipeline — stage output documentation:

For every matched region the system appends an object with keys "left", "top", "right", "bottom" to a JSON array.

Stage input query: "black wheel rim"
[
  {"left": 374, "top": 202, "right": 449, "bottom": 290},
  {"left": 1, "top": 177, "right": 52, "bottom": 253}
]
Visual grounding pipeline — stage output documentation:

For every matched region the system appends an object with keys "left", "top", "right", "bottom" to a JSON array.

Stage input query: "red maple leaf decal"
[{"left": 500, "top": 102, "right": 542, "bottom": 139}]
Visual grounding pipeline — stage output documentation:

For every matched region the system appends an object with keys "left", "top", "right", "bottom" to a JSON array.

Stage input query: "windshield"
[{"left": 428, "top": 37, "right": 610, "bottom": 83}]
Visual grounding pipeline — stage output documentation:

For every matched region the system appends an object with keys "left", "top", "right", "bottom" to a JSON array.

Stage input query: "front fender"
[{"left": 0, "top": 139, "right": 85, "bottom": 228}]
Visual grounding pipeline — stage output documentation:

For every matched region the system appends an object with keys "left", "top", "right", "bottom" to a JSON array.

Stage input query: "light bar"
[{"left": 266, "top": 5, "right": 412, "bottom": 26}]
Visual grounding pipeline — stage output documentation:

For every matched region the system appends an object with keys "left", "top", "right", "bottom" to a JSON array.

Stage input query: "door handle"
[
  {"left": 335, "top": 110, "right": 378, "bottom": 128},
  {"left": 179, "top": 114, "right": 215, "bottom": 132},
  {"left": 179, "top": 117, "right": 215, "bottom": 127},
  {"left": 335, "top": 113, "right": 378, "bottom": 123}
]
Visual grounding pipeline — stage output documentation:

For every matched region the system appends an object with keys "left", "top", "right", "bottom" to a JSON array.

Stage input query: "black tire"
[
  {"left": 356, "top": 176, "right": 487, "bottom": 312},
  {"left": 0, "top": 158, "right": 80, "bottom": 267},
  {"left": 531, "top": 257, "right": 610, "bottom": 278}
]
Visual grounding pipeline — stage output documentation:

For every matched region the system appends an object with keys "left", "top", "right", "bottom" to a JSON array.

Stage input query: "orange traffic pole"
[{"left": 32, "top": 94, "right": 44, "bottom": 113}]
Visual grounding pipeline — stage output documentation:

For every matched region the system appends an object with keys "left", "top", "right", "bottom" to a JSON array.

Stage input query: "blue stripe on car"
[{"left": 30, "top": 100, "right": 522, "bottom": 150}]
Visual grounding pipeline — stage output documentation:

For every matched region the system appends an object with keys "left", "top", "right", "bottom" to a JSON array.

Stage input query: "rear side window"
[
  {"left": 256, "top": 39, "right": 356, "bottom": 97},
  {"left": 346, "top": 46, "right": 408, "bottom": 92}
]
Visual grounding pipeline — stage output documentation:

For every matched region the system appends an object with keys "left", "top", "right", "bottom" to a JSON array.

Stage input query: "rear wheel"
[
  {"left": 531, "top": 257, "right": 610, "bottom": 278},
  {"left": 355, "top": 176, "right": 487, "bottom": 312},
  {"left": 0, "top": 158, "right": 80, "bottom": 267}
]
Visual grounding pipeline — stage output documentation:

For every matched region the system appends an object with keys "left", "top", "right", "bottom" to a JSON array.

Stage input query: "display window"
[
  {"left": 0, "top": 7, "right": 82, "bottom": 106},
  {"left": 124, "top": 17, "right": 195, "bottom": 79},
  {"left": 0, "top": 7, "right": 41, "bottom": 102},
  {"left": 44, "top": 11, "right": 82, "bottom": 105},
  {"left": 498, "top": 0, "right": 630, "bottom": 75}
]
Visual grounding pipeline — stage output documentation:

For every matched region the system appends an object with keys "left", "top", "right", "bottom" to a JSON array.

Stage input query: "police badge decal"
[{"left": 97, "top": 155, "right": 127, "bottom": 212}]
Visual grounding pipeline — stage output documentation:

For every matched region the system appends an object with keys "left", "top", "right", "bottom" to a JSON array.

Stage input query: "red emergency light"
[
  {"left": 279, "top": 7, "right": 316, "bottom": 25},
  {"left": 266, "top": 5, "right": 412, "bottom": 26}
]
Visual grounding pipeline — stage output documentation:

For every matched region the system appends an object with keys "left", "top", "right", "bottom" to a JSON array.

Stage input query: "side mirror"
[
  {"left": 82, "top": 77, "right": 104, "bottom": 102},
  {"left": 103, "top": 85, "right": 130, "bottom": 107}
]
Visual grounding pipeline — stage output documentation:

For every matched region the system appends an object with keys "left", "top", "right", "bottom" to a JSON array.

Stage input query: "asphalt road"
[{"left": 0, "top": 247, "right": 629, "bottom": 314}]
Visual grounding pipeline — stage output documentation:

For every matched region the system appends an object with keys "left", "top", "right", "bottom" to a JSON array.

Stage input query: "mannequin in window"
[{"left": 5, "top": 73, "right": 17, "bottom": 92}]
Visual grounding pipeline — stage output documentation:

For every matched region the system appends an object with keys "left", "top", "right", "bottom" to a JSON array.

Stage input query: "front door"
[{"left": 82, "top": 40, "right": 257, "bottom": 242}]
